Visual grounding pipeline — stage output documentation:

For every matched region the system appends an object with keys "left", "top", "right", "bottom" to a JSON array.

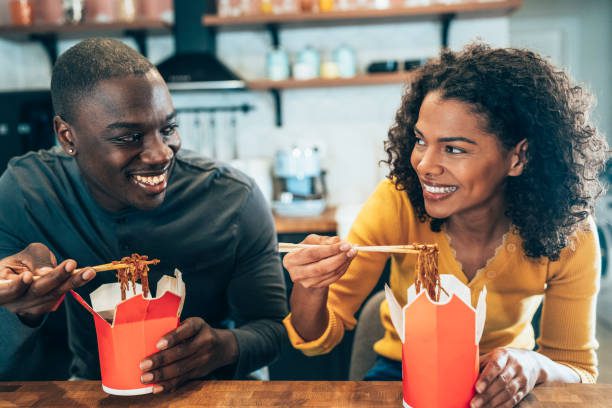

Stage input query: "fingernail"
[
  {"left": 141, "top": 373, "right": 153, "bottom": 383},
  {"left": 339, "top": 243, "right": 351, "bottom": 251},
  {"left": 347, "top": 249, "right": 356, "bottom": 258},
  {"left": 471, "top": 398, "right": 482, "bottom": 408},
  {"left": 475, "top": 381, "right": 486, "bottom": 393},
  {"left": 152, "top": 385, "right": 164, "bottom": 394},
  {"left": 82, "top": 269, "right": 94, "bottom": 280},
  {"left": 156, "top": 339, "right": 168, "bottom": 350},
  {"left": 139, "top": 359, "right": 152, "bottom": 370}
]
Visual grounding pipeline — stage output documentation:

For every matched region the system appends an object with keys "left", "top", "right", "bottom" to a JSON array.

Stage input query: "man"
[{"left": 0, "top": 38, "right": 287, "bottom": 392}]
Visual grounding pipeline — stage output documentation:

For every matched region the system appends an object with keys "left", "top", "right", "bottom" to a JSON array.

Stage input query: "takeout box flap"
[{"left": 385, "top": 274, "right": 487, "bottom": 344}]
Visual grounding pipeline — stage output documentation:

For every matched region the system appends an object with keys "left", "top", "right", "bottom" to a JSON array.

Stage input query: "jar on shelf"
[
  {"left": 84, "top": 0, "right": 115, "bottom": 23},
  {"left": 117, "top": 0, "right": 136, "bottom": 22},
  {"left": 333, "top": 44, "right": 357, "bottom": 78},
  {"left": 266, "top": 48, "right": 290, "bottom": 81},
  {"left": 293, "top": 46, "right": 320, "bottom": 80},
  {"left": 9, "top": 0, "right": 33, "bottom": 26},
  {"left": 36, "top": 0, "right": 65, "bottom": 25},
  {"left": 137, "top": 0, "right": 172, "bottom": 20},
  {"left": 319, "top": 0, "right": 333, "bottom": 12},
  {"left": 299, "top": 0, "right": 314, "bottom": 12},
  {"left": 63, "top": 0, "right": 84, "bottom": 23}
]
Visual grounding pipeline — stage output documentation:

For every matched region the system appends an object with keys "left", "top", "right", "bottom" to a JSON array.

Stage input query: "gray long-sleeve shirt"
[{"left": 0, "top": 147, "right": 287, "bottom": 380}]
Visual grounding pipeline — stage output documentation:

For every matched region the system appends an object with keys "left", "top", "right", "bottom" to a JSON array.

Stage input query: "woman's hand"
[
  {"left": 471, "top": 348, "right": 542, "bottom": 408},
  {"left": 283, "top": 234, "right": 356, "bottom": 289},
  {"left": 139, "top": 317, "right": 238, "bottom": 393}
]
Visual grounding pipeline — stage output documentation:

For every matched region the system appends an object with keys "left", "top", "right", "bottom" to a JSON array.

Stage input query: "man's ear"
[
  {"left": 54, "top": 116, "right": 76, "bottom": 156},
  {"left": 508, "top": 138, "right": 528, "bottom": 177}
]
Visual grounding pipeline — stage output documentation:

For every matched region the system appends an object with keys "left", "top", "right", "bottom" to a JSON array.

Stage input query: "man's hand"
[
  {"left": 0, "top": 243, "right": 96, "bottom": 322},
  {"left": 471, "top": 348, "right": 542, "bottom": 408},
  {"left": 283, "top": 234, "right": 356, "bottom": 289},
  {"left": 139, "top": 317, "right": 239, "bottom": 393}
]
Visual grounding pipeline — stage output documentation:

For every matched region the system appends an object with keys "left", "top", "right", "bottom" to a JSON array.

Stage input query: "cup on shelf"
[
  {"left": 320, "top": 59, "right": 339, "bottom": 79},
  {"left": 319, "top": 0, "right": 334, "bottom": 12},
  {"left": 36, "top": 0, "right": 64, "bottom": 25},
  {"left": 9, "top": 0, "right": 33, "bottom": 26}
]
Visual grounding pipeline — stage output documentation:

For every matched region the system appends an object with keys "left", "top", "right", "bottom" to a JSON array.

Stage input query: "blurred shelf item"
[
  {"left": 202, "top": 0, "right": 521, "bottom": 127},
  {"left": 275, "top": 206, "right": 337, "bottom": 234},
  {"left": 203, "top": 0, "right": 522, "bottom": 27}
]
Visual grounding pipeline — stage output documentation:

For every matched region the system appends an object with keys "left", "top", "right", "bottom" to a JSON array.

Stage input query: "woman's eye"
[
  {"left": 446, "top": 146, "right": 465, "bottom": 154},
  {"left": 415, "top": 138, "right": 426, "bottom": 146}
]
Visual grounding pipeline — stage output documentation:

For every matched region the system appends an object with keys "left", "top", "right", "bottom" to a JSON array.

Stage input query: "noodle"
[
  {"left": 113, "top": 254, "right": 160, "bottom": 300},
  {"left": 413, "top": 244, "right": 445, "bottom": 301}
]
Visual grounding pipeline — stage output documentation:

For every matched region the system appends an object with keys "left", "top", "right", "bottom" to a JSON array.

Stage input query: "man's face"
[{"left": 63, "top": 71, "right": 180, "bottom": 212}]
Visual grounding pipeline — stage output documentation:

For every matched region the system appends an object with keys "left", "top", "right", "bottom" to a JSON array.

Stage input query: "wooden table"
[{"left": 0, "top": 381, "right": 610, "bottom": 407}]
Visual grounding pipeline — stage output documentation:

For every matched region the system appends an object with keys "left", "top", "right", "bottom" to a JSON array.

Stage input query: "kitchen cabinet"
[{"left": 202, "top": 0, "right": 522, "bottom": 126}]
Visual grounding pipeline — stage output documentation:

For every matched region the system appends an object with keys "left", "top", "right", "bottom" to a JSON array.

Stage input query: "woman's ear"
[
  {"left": 54, "top": 116, "right": 76, "bottom": 156},
  {"left": 508, "top": 139, "right": 528, "bottom": 177}
]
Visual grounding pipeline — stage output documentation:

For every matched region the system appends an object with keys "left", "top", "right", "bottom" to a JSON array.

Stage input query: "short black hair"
[
  {"left": 50, "top": 38, "right": 156, "bottom": 122},
  {"left": 384, "top": 43, "right": 608, "bottom": 260}
]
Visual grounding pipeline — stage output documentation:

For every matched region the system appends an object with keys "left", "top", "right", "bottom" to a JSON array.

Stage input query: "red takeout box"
[
  {"left": 70, "top": 269, "right": 185, "bottom": 396},
  {"left": 385, "top": 274, "right": 486, "bottom": 408}
]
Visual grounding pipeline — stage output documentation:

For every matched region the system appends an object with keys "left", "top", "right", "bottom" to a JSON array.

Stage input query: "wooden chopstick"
[
  {"left": 277, "top": 242, "right": 436, "bottom": 254},
  {"left": 0, "top": 259, "right": 159, "bottom": 285}
]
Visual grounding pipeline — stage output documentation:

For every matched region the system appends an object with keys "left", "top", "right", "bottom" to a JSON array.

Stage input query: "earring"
[{"left": 68, "top": 147, "right": 74, "bottom": 154}]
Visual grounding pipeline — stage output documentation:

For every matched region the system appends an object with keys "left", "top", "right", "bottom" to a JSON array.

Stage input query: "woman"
[{"left": 283, "top": 43, "right": 608, "bottom": 407}]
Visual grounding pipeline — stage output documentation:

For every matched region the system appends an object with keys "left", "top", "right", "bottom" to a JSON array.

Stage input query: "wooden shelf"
[
  {"left": 275, "top": 206, "right": 337, "bottom": 234},
  {"left": 203, "top": 0, "right": 521, "bottom": 26},
  {"left": 0, "top": 20, "right": 172, "bottom": 64},
  {"left": 0, "top": 20, "right": 172, "bottom": 36},
  {"left": 248, "top": 71, "right": 415, "bottom": 90}
]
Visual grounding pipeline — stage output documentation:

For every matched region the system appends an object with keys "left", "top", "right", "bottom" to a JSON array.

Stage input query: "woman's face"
[{"left": 410, "top": 91, "right": 523, "bottom": 222}]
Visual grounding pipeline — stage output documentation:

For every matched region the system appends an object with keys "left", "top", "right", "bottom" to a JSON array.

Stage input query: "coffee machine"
[{"left": 272, "top": 146, "right": 327, "bottom": 217}]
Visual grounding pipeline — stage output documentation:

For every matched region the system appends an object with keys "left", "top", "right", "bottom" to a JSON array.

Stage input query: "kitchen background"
[{"left": 0, "top": 0, "right": 610, "bottom": 381}]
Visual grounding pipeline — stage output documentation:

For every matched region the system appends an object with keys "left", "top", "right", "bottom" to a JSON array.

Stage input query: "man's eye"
[
  {"left": 161, "top": 124, "right": 178, "bottom": 138},
  {"left": 113, "top": 133, "right": 143, "bottom": 144}
]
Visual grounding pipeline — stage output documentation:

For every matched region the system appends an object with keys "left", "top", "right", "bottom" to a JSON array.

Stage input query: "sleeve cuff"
[
  {"left": 282, "top": 306, "right": 344, "bottom": 356},
  {"left": 558, "top": 362, "right": 597, "bottom": 384}
]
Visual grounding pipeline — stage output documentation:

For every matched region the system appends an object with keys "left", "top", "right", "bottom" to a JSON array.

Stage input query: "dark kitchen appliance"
[
  {"left": 0, "top": 90, "right": 56, "bottom": 173},
  {"left": 156, "top": 0, "right": 244, "bottom": 90}
]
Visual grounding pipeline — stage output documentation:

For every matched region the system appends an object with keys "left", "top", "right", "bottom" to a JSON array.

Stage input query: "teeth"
[
  {"left": 423, "top": 184, "right": 457, "bottom": 194},
  {"left": 134, "top": 173, "right": 166, "bottom": 186}
]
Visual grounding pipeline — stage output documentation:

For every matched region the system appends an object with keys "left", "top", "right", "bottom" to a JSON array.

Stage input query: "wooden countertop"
[
  {"left": 1, "top": 381, "right": 610, "bottom": 407},
  {"left": 274, "top": 206, "right": 337, "bottom": 234}
]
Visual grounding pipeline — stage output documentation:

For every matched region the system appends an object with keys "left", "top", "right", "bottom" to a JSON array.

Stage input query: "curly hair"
[{"left": 384, "top": 43, "right": 608, "bottom": 260}]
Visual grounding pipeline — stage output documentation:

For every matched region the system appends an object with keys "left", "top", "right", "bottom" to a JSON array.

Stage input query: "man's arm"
[{"left": 225, "top": 183, "right": 289, "bottom": 378}]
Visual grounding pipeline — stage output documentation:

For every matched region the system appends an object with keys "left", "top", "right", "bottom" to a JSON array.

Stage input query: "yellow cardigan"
[{"left": 284, "top": 179, "right": 600, "bottom": 383}]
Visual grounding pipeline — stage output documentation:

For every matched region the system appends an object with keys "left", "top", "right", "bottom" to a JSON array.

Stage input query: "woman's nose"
[{"left": 415, "top": 148, "right": 444, "bottom": 177}]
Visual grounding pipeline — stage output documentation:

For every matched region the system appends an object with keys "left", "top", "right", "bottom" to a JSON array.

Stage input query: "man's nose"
[{"left": 140, "top": 133, "right": 173, "bottom": 164}]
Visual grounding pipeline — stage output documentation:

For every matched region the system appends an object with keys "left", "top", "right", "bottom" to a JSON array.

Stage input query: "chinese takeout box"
[
  {"left": 385, "top": 274, "right": 486, "bottom": 408},
  {"left": 70, "top": 269, "right": 185, "bottom": 396}
]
